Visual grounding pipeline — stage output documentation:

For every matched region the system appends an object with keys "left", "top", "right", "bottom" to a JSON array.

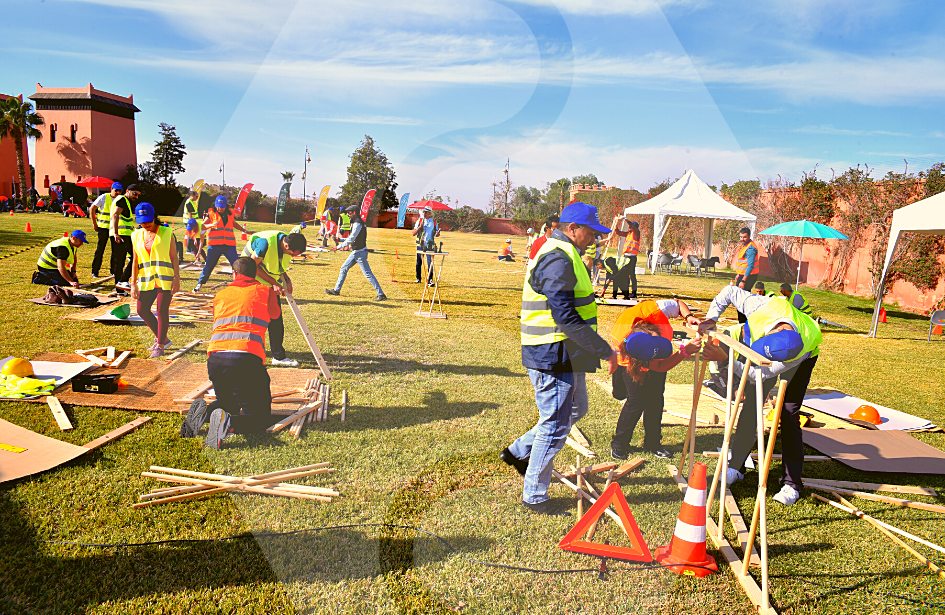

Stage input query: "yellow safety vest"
[
  {"left": 520, "top": 237, "right": 597, "bottom": 345},
  {"left": 340, "top": 213, "right": 352, "bottom": 232},
  {"left": 788, "top": 291, "right": 812, "bottom": 315},
  {"left": 37, "top": 237, "right": 76, "bottom": 270},
  {"left": 114, "top": 196, "right": 135, "bottom": 236},
  {"left": 725, "top": 297, "right": 821, "bottom": 361},
  {"left": 241, "top": 231, "right": 292, "bottom": 288},
  {"left": 95, "top": 194, "right": 113, "bottom": 227},
  {"left": 132, "top": 225, "right": 176, "bottom": 291}
]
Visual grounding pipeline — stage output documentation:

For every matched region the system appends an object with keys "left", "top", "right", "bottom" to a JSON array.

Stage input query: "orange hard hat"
[{"left": 849, "top": 404, "right": 881, "bottom": 425}]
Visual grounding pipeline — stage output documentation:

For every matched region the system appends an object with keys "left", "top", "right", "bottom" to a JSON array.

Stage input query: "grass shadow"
[
  {"left": 326, "top": 354, "right": 521, "bottom": 378},
  {"left": 339, "top": 390, "right": 500, "bottom": 430},
  {"left": 846, "top": 305, "right": 927, "bottom": 321}
]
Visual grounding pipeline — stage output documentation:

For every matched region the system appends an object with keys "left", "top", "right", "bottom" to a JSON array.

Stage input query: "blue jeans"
[
  {"left": 198, "top": 245, "right": 239, "bottom": 285},
  {"left": 333, "top": 248, "right": 384, "bottom": 295},
  {"left": 508, "top": 369, "right": 588, "bottom": 504}
]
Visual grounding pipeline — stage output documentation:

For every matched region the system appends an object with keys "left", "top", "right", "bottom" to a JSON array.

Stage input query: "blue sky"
[{"left": 4, "top": 0, "right": 945, "bottom": 206}]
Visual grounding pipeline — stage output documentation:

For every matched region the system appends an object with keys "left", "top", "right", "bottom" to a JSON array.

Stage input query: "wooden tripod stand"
[{"left": 670, "top": 328, "right": 784, "bottom": 615}]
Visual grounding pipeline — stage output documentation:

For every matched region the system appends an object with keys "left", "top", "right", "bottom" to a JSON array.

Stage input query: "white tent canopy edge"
[{"left": 622, "top": 169, "right": 757, "bottom": 273}]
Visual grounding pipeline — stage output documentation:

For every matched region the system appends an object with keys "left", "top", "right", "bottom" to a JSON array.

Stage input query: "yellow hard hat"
[{"left": 2, "top": 358, "right": 34, "bottom": 378}]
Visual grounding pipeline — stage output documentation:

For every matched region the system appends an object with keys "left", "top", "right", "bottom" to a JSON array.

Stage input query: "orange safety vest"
[
  {"left": 734, "top": 240, "right": 761, "bottom": 276},
  {"left": 499, "top": 244, "right": 512, "bottom": 256},
  {"left": 610, "top": 301, "right": 674, "bottom": 367},
  {"left": 206, "top": 210, "right": 236, "bottom": 247},
  {"left": 621, "top": 231, "right": 640, "bottom": 256},
  {"left": 208, "top": 281, "right": 272, "bottom": 360}
]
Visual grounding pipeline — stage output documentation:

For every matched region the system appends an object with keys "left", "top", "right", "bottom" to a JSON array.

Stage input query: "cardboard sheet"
[
  {"left": 803, "top": 428, "right": 945, "bottom": 474},
  {"left": 803, "top": 390, "right": 936, "bottom": 432},
  {"left": 0, "top": 419, "right": 88, "bottom": 483},
  {"left": 0, "top": 358, "right": 96, "bottom": 400}
]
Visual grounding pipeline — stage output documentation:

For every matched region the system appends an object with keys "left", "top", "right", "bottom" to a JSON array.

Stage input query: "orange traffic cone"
[
  {"left": 655, "top": 462, "right": 718, "bottom": 577},
  {"left": 24, "top": 222, "right": 32, "bottom": 232},
  {"left": 879, "top": 307, "right": 887, "bottom": 323},
  {"left": 63, "top": 232, "right": 68, "bottom": 237},
  {"left": 241, "top": 231, "right": 247, "bottom": 240}
]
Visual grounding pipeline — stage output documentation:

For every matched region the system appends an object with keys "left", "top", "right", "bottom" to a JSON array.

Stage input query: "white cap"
[
  {"left": 423, "top": 206, "right": 433, "bottom": 213},
  {"left": 506, "top": 238, "right": 512, "bottom": 243},
  {"left": 526, "top": 228, "right": 534, "bottom": 234}
]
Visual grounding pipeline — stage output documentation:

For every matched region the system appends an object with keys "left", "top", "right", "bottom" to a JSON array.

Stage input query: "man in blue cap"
[
  {"left": 33, "top": 230, "right": 88, "bottom": 287},
  {"left": 88, "top": 181, "right": 122, "bottom": 278},
  {"left": 500, "top": 202, "right": 619, "bottom": 517},
  {"left": 698, "top": 284, "right": 823, "bottom": 506}
]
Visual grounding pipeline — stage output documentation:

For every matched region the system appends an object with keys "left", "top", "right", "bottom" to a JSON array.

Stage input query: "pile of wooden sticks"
[
  {"left": 133, "top": 462, "right": 338, "bottom": 508},
  {"left": 267, "top": 378, "right": 333, "bottom": 437},
  {"left": 75, "top": 346, "right": 132, "bottom": 368}
]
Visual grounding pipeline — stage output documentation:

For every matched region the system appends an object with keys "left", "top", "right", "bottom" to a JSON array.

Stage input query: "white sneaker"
[
  {"left": 726, "top": 468, "right": 745, "bottom": 485},
  {"left": 271, "top": 357, "right": 299, "bottom": 367},
  {"left": 192, "top": 284, "right": 202, "bottom": 292},
  {"left": 116, "top": 281, "right": 131, "bottom": 290},
  {"left": 773, "top": 484, "right": 800, "bottom": 506}
]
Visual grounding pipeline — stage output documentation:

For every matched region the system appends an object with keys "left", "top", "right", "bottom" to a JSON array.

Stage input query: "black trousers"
[
  {"left": 110, "top": 236, "right": 133, "bottom": 284},
  {"left": 33, "top": 267, "right": 71, "bottom": 286},
  {"left": 268, "top": 296, "right": 287, "bottom": 360},
  {"left": 416, "top": 252, "right": 433, "bottom": 282},
  {"left": 735, "top": 274, "right": 757, "bottom": 323},
  {"left": 612, "top": 256, "right": 638, "bottom": 298},
  {"left": 730, "top": 355, "right": 818, "bottom": 490},
  {"left": 91, "top": 227, "right": 110, "bottom": 275},
  {"left": 207, "top": 352, "right": 273, "bottom": 434},
  {"left": 612, "top": 368, "right": 667, "bottom": 452}
]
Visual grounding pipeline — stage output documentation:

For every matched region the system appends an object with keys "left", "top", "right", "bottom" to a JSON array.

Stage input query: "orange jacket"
[
  {"left": 205, "top": 210, "right": 236, "bottom": 247},
  {"left": 208, "top": 276, "right": 280, "bottom": 360},
  {"left": 610, "top": 300, "right": 682, "bottom": 371},
  {"left": 734, "top": 240, "right": 761, "bottom": 276}
]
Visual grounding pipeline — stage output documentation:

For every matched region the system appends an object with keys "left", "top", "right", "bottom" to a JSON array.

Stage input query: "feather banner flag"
[
  {"left": 397, "top": 192, "right": 410, "bottom": 228},
  {"left": 234, "top": 183, "right": 253, "bottom": 217},
  {"left": 316, "top": 185, "right": 331, "bottom": 217},
  {"left": 359, "top": 189, "right": 376, "bottom": 221}
]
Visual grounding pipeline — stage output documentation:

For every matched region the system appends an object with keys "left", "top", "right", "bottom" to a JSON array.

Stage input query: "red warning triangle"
[{"left": 558, "top": 482, "right": 651, "bottom": 562}]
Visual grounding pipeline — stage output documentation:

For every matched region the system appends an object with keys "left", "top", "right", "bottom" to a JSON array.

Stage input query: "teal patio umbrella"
[{"left": 759, "top": 220, "right": 849, "bottom": 286}]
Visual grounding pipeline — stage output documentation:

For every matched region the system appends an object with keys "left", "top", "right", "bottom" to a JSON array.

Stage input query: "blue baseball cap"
[
  {"left": 300, "top": 221, "right": 307, "bottom": 228},
  {"left": 70, "top": 229, "right": 88, "bottom": 244},
  {"left": 134, "top": 202, "right": 156, "bottom": 224},
  {"left": 560, "top": 202, "right": 610, "bottom": 234},
  {"left": 748, "top": 326, "right": 804, "bottom": 361},
  {"left": 624, "top": 332, "right": 673, "bottom": 361},
  {"left": 185, "top": 219, "right": 197, "bottom": 230},
  {"left": 111, "top": 182, "right": 123, "bottom": 191},
  {"left": 214, "top": 195, "right": 227, "bottom": 208}
]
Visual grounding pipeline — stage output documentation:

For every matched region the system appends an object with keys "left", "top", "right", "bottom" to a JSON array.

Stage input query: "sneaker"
[
  {"left": 116, "top": 281, "right": 131, "bottom": 290},
  {"left": 727, "top": 468, "right": 745, "bottom": 485},
  {"left": 271, "top": 357, "right": 299, "bottom": 367},
  {"left": 91, "top": 271, "right": 100, "bottom": 279},
  {"left": 325, "top": 288, "right": 340, "bottom": 296},
  {"left": 522, "top": 500, "right": 570, "bottom": 517},
  {"left": 162, "top": 338, "right": 173, "bottom": 350},
  {"left": 180, "top": 399, "right": 209, "bottom": 438},
  {"left": 116, "top": 289, "right": 129, "bottom": 297},
  {"left": 645, "top": 447, "right": 671, "bottom": 459},
  {"left": 193, "top": 284, "right": 202, "bottom": 293},
  {"left": 149, "top": 346, "right": 164, "bottom": 358},
  {"left": 703, "top": 376, "right": 727, "bottom": 399},
  {"left": 611, "top": 445, "right": 629, "bottom": 461},
  {"left": 427, "top": 281, "right": 435, "bottom": 287},
  {"left": 374, "top": 294, "right": 387, "bottom": 302},
  {"left": 414, "top": 279, "right": 422, "bottom": 283},
  {"left": 205, "top": 407, "right": 231, "bottom": 450},
  {"left": 499, "top": 447, "right": 529, "bottom": 476},
  {"left": 773, "top": 484, "right": 800, "bottom": 506}
]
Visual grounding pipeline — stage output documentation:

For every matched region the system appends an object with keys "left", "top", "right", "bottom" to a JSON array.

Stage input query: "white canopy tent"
[
  {"left": 868, "top": 192, "right": 945, "bottom": 337},
  {"left": 622, "top": 169, "right": 757, "bottom": 273}
]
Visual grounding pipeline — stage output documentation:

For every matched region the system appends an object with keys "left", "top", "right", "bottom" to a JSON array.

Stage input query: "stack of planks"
[
  {"left": 267, "top": 379, "right": 332, "bottom": 438},
  {"left": 133, "top": 462, "right": 338, "bottom": 508},
  {"left": 75, "top": 346, "right": 132, "bottom": 368}
]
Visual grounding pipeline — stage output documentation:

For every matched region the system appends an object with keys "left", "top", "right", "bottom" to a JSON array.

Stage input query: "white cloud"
[
  {"left": 513, "top": 0, "right": 704, "bottom": 15},
  {"left": 291, "top": 115, "right": 423, "bottom": 126},
  {"left": 794, "top": 125, "right": 911, "bottom": 137}
]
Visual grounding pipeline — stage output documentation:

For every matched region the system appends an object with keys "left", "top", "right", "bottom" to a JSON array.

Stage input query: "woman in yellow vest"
[{"left": 130, "top": 202, "right": 181, "bottom": 358}]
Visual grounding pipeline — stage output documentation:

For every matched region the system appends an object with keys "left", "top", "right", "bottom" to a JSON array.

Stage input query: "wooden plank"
[
  {"left": 341, "top": 390, "right": 347, "bottom": 422},
  {"left": 704, "top": 451, "right": 830, "bottom": 462},
  {"left": 804, "top": 484, "right": 945, "bottom": 514},
  {"left": 111, "top": 350, "right": 132, "bottom": 368},
  {"left": 813, "top": 494, "right": 945, "bottom": 556},
  {"left": 83, "top": 417, "right": 152, "bottom": 451},
  {"left": 45, "top": 396, "right": 73, "bottom": 431},
  {"left": 76, "top": 352, "right": 109, "bottom": 366},
  {"left": 288, "top": 415, "right": 305, "bottom": 438},
  {"left": 321, "top": 383, "right": 331, "bottom": 422},
  {"left": 106, "top": 347, "right": 116, "bottom": 361},
  {"left": 76, "top": 347, "right": 108, "bottom": 355},
  {"left": 559, "top": 462, "right": 617, "bottom": 481},
  {"left": 668, "top": 465, "right": 777, "bottom": 615},
  {"left": 724, "top": 491, "right": 762, "bottom": 567},
  {"left": 667, "top": 410, "right": 717, "bottom": 425},
  {"left": 801, "top": 478, "right": 936, "bottom": 497},
  {"left": 181, "top": 380, "right": 213, "bottom": 402},
  {"left": 569, "top": 424, "right": 591, "bottom": 448},
  {"left": 702, "top": 328, "right": 771, "bottom": 367},
  {"left": 611, "top": 457, "right": 646, "bottom": 480},
  {"left": 565, "top": 436, "right": 595, "bottom": 458},
  {"left": 284, "top": 294, "right": 332, "bottom": 380},
  {"left": 553, "top": 470, "right": 627, "bottom": 533},
  {"left": 163, "top": 338, "right": 204, "bottom": 364},
  {"left": 267, "top": 396, "right": 323, "bottom": 432}
]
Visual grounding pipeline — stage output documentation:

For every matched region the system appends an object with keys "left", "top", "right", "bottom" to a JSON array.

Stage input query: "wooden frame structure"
[
  {"left": 415, "top": 251, "right": 449, "bottom": 319},
  {"left": 671, "top": 327, "right": 781, "bottom": 615}
]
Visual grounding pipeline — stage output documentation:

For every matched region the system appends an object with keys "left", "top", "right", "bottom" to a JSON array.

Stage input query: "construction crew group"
[{"left": 33, "top": 190, "right": 384, "bottom": 449}]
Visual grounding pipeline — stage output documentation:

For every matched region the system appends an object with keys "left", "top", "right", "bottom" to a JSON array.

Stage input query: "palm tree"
[
  {"left": 0, "top": 97, "right": 44, "bottom": 204},
  {"left": 280, "top": 171, "right": 295, "bottom": 199}
]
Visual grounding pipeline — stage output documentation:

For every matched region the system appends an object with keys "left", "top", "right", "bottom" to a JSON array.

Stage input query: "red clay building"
[
  {"left": 29, "top": 83, "right": 139, "bottom": 191},
  {"left": 0, "top": 93, "right": 33, "bottom": 199}
]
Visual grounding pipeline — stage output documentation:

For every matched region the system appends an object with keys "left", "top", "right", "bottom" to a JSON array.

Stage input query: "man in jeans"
[
  {"left": 324, "top": 205, "right": 387, "bottom": 301},
  {"left": 500, "top": 202, "right": 618, "bottom": 517}
]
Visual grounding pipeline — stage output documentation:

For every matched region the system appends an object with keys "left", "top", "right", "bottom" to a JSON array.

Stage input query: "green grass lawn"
[{"left": 1, "top": 212, "right": 944, "bottom": 614}]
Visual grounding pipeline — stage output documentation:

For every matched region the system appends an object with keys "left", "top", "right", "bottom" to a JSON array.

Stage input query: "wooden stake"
[
  {"left": 610, "top": 458, "right": 645, "bottom": 480},
  {"left": 46, "top": 396, "right": 73, "bottom": 431},
  {"left": 164, "top": 338, "right": 204, "bottom": 364},
  {"left": 576, "top": 454, "right": 584, "bottom": 519},
  {"left": 679, "top": 352, "right": 708, "bottom": 476},
  {"left": 742, "top": 380, "right": 788, "bottom": 576},
  {"left": 180, "top": 380, "right": 213, "bottom": 402},
  {"left": 76, "top": 352, "right": 109, "bottom": 366},
  {"left": 341, "top": 390, "right": 348, "bottom": 421},
  {"left": 707, "top": 357, "right": 753, "bottom": 529},
  {"left": 586, "top": 470, "right": 614, "bottom": 542},
  {"left": 565, "top": 437, "right": 595, "bottom": 458},
  {"left": 704, "top": 451, "right": 829, "bottom": 462},
  {"left": 83, "top": 417, "right": 151, "bottom": 451},
  {"left": 569, "top": 425, "right": 591, "bottom": 449},
  {"left": 553, "top": 470, "right": 627, "bottom": 534},
  {"left": 284, "top": 294, "right": 332, "bottom": 380},
  {"left": 106, "top": 347, "right": 116, "bottom": 361},
  {"left": 800, "top": 478, "right": 936, "bottom": 497},
  {"left": 804, "top": 484, "right": 945, "bottom": 514},
  {"left": 111, "top": 350, "right": 132, "bottom": 368},
  {"left": 560, "top": 462, "right": 617, "bottom": 481}
]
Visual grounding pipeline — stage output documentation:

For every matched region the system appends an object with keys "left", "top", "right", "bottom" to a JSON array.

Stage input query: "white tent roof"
[
  {"left": 868, "top": 191, "right": 945, "bottom": 336},
  {"left": 623, "top": 169, "right": 756, "bottom": 222}
]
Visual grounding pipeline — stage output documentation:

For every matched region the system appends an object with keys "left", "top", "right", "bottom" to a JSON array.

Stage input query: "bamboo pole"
[
  {"left": 586, "top": 470, "right": 614, "bottom": 542},
  {"left": 679, "top": 351, "right": 708, "bottom": 477},
  {"left": 576, "top": 454, "right": 584, "bottom": 519}
]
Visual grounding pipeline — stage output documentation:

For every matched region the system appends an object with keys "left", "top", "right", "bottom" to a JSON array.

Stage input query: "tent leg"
[{"left": 796, "top": 241, "right": 803, "bottom": 287}]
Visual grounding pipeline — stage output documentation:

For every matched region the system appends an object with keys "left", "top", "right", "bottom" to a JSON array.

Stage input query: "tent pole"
[{"left": 796, "top": 240, "right": 803, "bottom": 287}]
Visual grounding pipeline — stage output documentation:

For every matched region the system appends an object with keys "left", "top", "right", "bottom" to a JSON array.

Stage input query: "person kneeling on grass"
[
  {"left": 130, "top": 203, "right": 181, "bottom": 358},
  {"left": 33, "top": 230, "right": 88, "bottom": 287},
  {"left": 698, "top": 284, "right": 823, "bottom": 506},
  {"left": 609, "top": 300, "right": 702, "bottom": 460},
  {"left": 498, "top": 238, "right": 515, "bottom": 262},
  {"left": 180, "top": 256, "right": 282, "bottom": 449}
]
